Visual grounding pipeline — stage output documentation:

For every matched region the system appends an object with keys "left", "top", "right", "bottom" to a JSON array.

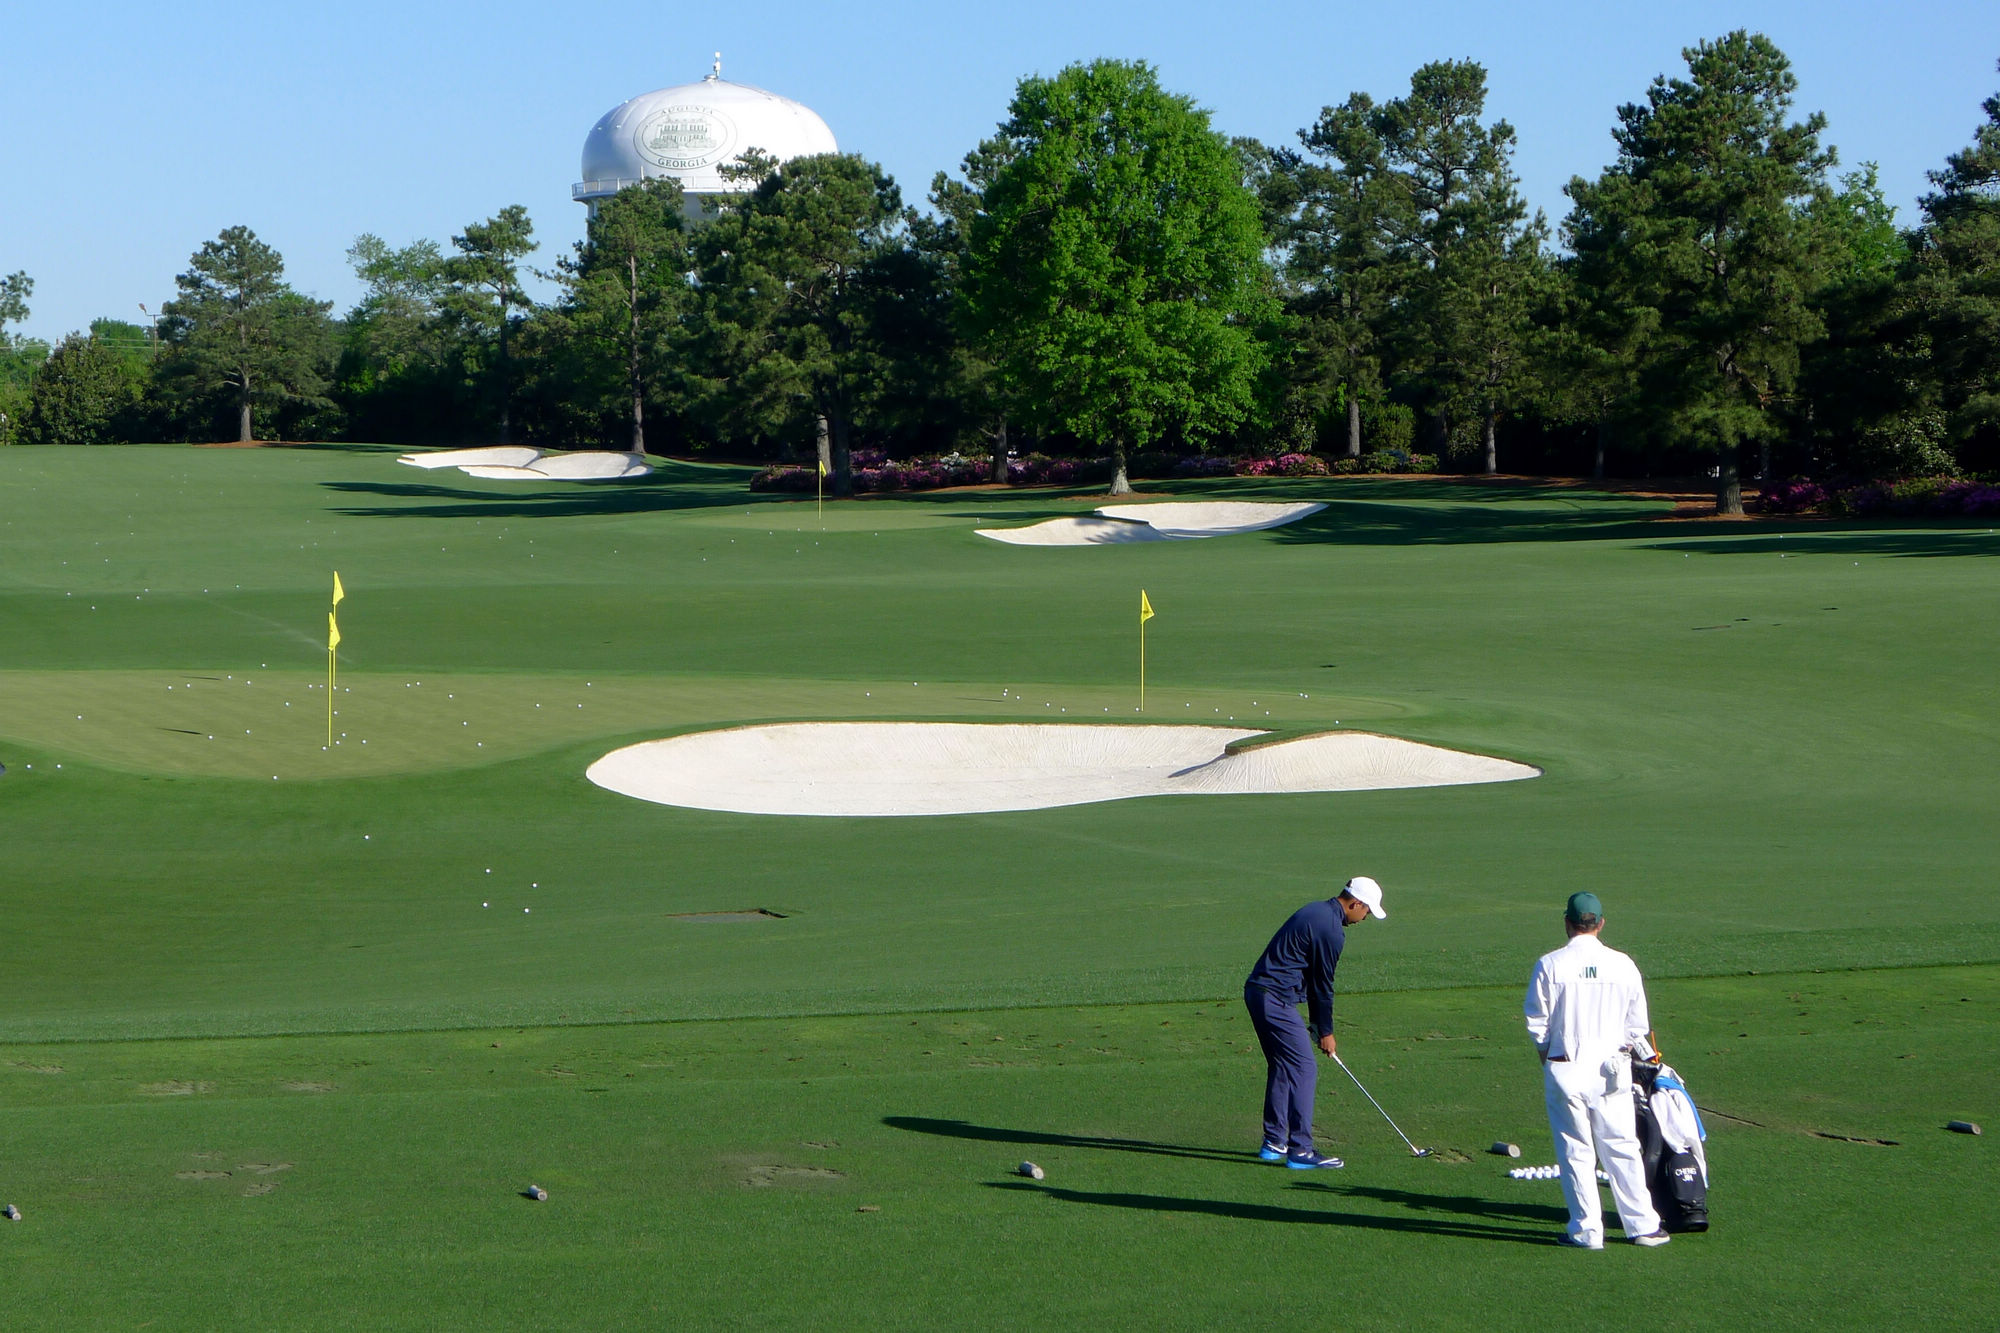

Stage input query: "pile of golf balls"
[{"left": 1510, "top": 1165, "right": 1611, "bottom": 1183}]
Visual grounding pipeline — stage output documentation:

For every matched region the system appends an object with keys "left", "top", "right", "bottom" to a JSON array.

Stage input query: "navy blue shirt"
[{"left": 1245, "top": 899, "right": 1346, "bottom": 1038}]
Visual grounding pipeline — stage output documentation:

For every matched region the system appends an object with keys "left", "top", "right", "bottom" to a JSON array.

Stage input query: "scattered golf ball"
[{"left": 1017, "top": 1161, "right": 1044, "bottom": 1180}]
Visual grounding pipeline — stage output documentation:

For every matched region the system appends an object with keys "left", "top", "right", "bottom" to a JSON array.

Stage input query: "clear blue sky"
[{"left": 3, "top": 0, "right": 1995, "bottom": 343}]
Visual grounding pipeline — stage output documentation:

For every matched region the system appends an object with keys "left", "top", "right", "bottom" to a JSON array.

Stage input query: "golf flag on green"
[
  {"left": 1139, "top": 590, "right": 1155, "bottom": 711},
  {"left": 328, "top": 573, "right": 344, "bottom": 747}
]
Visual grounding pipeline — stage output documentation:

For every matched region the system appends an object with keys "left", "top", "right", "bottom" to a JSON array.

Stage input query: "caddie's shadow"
[
  {"left": 987, "top": 1181, "right": 1560, "bottom": 1244},
  {"left": 883, "top": 1115, "right": 1250, "bottom": 1165}
]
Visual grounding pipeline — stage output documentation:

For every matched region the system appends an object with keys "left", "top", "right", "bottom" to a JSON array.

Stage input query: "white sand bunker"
[
  {"left": 979, "top": 516, "right": 1179, "bottom": 546},
  {"left": 587, "top": 722, "right": 1538, "bottom": 817},
  {"left": 462, "top": 452, "right": 653, "bottom": 481},
  {"left": 978, "top": 501, "right": 1324, "bottom": 545},
  {"left": 398, "top": 445, "right": 543, "bottom": 470}
]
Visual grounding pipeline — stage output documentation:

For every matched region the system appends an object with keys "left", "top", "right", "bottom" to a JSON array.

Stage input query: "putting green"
[{"left": 0, "top": 669, "right": 1404, "bottom": 779}]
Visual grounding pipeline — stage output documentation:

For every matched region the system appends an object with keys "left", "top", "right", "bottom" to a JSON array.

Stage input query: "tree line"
[{"left": 2, "top": 34, "right": 1995, "bottom": 513}]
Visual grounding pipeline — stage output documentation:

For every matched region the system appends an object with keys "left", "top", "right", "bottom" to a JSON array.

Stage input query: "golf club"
[{"left": 1332, "top": 1052, "right": 1432, "bottom": 1157}]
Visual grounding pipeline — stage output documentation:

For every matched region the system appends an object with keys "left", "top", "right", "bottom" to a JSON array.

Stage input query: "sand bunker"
[
  {"left": 978, "top": 501, "right": 1324, "bottom": 545},
  {"left": 398, "top": 446, "right": 650, "bottom": 480},
  {"left": 461, "top": 452, "right": 653, "bottom": 481},
  {"left": 1096, "top": 501, "right": 1326, "bottom": 535},
  {"left": 398, "top": 446, "right": 543, "bottom": 470},
  {"left": 978, "top": 516, "right": 1178, "bottom": 546},
  {"left": 587, "top": 722, "right": 1538, "bottom": 817}
]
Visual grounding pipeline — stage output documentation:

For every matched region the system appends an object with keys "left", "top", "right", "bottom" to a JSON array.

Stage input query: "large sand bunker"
[
  {"left": 978, "top": 501, "right": 1324, "bottom": 545},
  {"left": 398, "top": 446, "right": 543, "bottom": 470},
  {"left": 587, "top": 722, "right": 1538, "bottom": 817},
  {"left": 399, "top": 448, "right": 653, "bottom": 481}
]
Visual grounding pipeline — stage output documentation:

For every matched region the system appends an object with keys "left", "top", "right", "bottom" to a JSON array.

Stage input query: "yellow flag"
[
  {"left": 332, "top": 571, "right": 345, "bottom": 606},
  {"left": 817, "top": 458, "right": 828, "bottom": 477},
  {"left": 328, "top": 611, "right": 341, "bottom": 651},
  {"left": 1140, "top": 590, "right": 1155, "bottom": 624}
]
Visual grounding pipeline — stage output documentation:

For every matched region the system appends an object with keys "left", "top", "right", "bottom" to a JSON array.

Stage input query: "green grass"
[
  {"left": 0, "top": 967, "right": 1990, "bottom": 1327},
  {"left": 1, "top": 443, "right": 1995, "bottom": 1325}
]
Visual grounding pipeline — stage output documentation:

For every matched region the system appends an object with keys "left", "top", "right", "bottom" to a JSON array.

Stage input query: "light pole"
[{"left": 138, "top": 303, "right": 161, "bottom": 359}]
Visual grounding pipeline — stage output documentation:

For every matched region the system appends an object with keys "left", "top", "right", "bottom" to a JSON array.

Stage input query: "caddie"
[{"left": 1524, "top": 891, "right": 1671, "bottom": 1249}]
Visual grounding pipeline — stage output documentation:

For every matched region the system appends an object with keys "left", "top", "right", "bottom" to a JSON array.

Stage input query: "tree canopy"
[
  {"left": 960, "top": 59, "right": 1275, "bottom": 493},
  {"left": 1565, "top": 31, "right": 1833, "bottom": 512},
  {"left": 158, "top": 226, "right": 335, "bottom": 442}
]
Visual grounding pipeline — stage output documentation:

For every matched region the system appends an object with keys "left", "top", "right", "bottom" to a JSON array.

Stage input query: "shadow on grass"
[
  {"left": 318, "top": 466, "right": 765, "bottom": 521},
  {"left": 1643, "top": 530, "right": 2000, "bottom": 558},
  {"left": 986, "top": 1180, "right": 1559, "bottom": 1244},
  {"left": 883, "top": 1115, "right": 1252, "bottom": 1164}
]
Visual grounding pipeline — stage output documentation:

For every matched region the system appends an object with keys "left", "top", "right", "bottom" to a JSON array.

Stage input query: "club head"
[{"left": 1411, "top": 1147, "right": 1433, "bottom": 1158}]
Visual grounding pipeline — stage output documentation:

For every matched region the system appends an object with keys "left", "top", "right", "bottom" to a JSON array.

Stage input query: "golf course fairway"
[{"left": 1, "top": 443, "right": 1993, "bottom": 1327}]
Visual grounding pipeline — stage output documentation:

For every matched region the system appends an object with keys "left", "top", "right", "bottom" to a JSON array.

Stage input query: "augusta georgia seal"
[{"left": 632, "top": 104, "right": 737, "bottom": 171}]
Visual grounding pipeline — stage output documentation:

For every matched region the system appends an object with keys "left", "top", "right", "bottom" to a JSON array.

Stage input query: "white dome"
[{"left": 574, "top": 68, "right": 837, "bottom": 206}]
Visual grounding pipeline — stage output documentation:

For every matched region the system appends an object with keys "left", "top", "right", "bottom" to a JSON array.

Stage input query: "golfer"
[
  {"left": 1524, "top": 892, "right": 1671, "bottom": 1249},
  {"left": 1244, "top": 876, "right": 1385, "bottom": 1169}
]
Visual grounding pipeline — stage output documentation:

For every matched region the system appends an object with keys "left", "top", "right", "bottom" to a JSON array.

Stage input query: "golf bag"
[{"left": 1632, "top": 1058, "right": 1709, "bottom": 1232}]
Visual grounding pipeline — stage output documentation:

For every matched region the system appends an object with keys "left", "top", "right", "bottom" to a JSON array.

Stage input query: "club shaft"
[{"left": 1333, "top": 1053, "right": 1422, "bottom": 1153}]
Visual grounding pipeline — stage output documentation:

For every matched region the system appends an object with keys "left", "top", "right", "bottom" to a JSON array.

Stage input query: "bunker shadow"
[
  {"left": 987, "top": 1180, "right": 1559, "bottom": 1245},
  {"left": 318, "top": 474, "right": 760, "bottom": 521}
]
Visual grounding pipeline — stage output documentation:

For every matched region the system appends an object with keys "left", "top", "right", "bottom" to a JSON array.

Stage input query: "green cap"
[{"left": 1565, "top": 892, "right": 1604, "bottom": 922}]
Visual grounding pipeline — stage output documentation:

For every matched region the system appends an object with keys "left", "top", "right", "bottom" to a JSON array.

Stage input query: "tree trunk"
[
  {"left": 1482, "top": 411, "right": 1498, "bottom": 475},
  {"left": 1346, "top": 394, "right": 1362, "bottom": 458},
  {"left": 628, "top": 254, "right": 645, "bottom": 456},
  {"left": 828, "top": 411, "right": 853, "bottom": 498},
  {"left": 988, "top": 418, "right": 1009, "bottom": 484},
  {"left": 496, "top": 303, "right": 512, "bottom": 444},
  {"left": 1106, "top": 441, "right": 1132, "bottom": 496},
  {"left": 1593, "top": 421, "right": 1607, "bottom": 481},
  {"left": 1715, "top": 450, "right": 1743, "bottom": 515},
  {"left": 816, "top": 414, "right": 833, "bottom": 481},
  {"left": 238, "top": 393, "right": 253, "bottom": 444}
]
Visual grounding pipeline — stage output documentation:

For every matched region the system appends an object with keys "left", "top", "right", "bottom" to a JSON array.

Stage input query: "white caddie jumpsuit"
[{"left": 1523, "top": 933, "right": 1662, "bottom": 1245}]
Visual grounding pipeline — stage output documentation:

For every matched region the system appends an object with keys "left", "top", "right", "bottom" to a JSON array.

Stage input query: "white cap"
[{"left": 1344, "top": 876, "right": 1387, "bottom": 919}]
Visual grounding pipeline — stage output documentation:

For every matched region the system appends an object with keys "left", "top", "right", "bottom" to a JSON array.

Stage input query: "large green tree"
[
  {"left": 159, "top": 226, "right": 336, "bottom": 442},
  {"left": 445, "top": 206, "right": 538, "bottom": 442},
  {"left": 1269, "top": 101, "right": 1404, "bottom": 457},
  {"left": 923, "top": 134, "right": 1024, "bottom": 481},
  {"left": 555, "top": 178, "right": 691, "bottom": 455},
  {"left": 20, "top": 331, "right": 140, "bottom": 444},
  {"left": 692, "top": 153, "right": 906, "bottom": 495},
  {"left": 1905, "top": 64, "right": 2000, "bottom": 463},
  {"left": 337, "top": 234, "right": 459, "bottom": 444},
  {"left": 0, "top": 270, "right": 30, "bottom": 345},
  {"left": 1565, "top": 31, "right": 1833, "bottom": 513},
  {"left": 1367, "top": 61, "right": 1549, "bottom": 472},
  {"left": 0, "top": 270, "right": 35, "bottom": 442},
  {"left": 959, "top": 59, "right": 1275, "bottom": 494}
]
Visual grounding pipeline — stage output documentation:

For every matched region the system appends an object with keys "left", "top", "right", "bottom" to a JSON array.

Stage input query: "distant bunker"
[
  {"left": 587, "top": 722, "right": 1540, "bottom": 817},
  {"left": 977, "top": 502, "right": 1325, "bottom": 545}
]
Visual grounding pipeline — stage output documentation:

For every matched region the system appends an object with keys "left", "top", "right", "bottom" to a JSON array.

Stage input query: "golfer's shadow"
[
  {"left": 882, "top": 1115, "right": 1250, "bottom": 1165},
  {"left": 988, "top": 1180, "right": 1562, "bottom": 1245}
]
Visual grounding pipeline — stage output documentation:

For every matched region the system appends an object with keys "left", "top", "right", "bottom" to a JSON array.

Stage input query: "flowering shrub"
[
  {"left": 1757, "top": 480, "right": 1829, "bottom": 514},
  {"left": 1759, "top": 476, "right": 2000, "bottom": 518},
  {"left": 1172, "top": 455, "right": 1235, "bottom": 478}
]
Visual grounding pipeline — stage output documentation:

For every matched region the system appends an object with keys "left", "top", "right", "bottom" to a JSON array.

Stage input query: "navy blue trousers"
[{"left": 1244, "top": 981, "right": 1317, "bottom": 1154}]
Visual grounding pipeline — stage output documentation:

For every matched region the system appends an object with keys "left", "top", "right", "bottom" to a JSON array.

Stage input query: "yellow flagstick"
[
  {"left": 1139, "top": 590, "right": 1155, "bottom": 711},
  {"left": 817, "top": 457, "right": 827, "bottom": 523},
  {"left": 328, "top": 573, "right": 345, "bottom": 749}
]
